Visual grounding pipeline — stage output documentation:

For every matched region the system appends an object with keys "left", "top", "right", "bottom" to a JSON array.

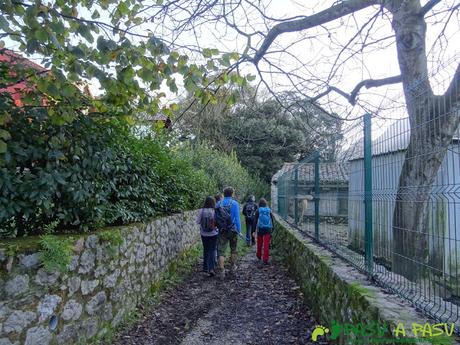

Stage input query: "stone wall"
[
  {"left": 271, "top": 215, "right": 459, "bottom": 345},
  {"left": 0, "top": 211, "right": 199, "bottom": 345}
]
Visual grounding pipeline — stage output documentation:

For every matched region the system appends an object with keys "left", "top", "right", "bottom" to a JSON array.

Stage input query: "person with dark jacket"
[
  {"left": 242, "top": 195, "right": 258, "bottom": 246},
  {"left": 254, "top": 198, "right": 275, "bottom": 264},
  {"left": 196, "top": 196, "right": 219, "bottom": 277}
]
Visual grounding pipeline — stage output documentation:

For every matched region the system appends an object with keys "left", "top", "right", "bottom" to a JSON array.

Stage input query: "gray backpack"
[{"left": 200, "top": 208, "right": 216, "bottom": 232}]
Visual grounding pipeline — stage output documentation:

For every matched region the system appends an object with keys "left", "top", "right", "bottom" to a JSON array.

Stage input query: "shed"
[
  {"left": 347, "top": 117, "right": 460, "bottom": 279},
  {"left": 272, "top": 162, "right": 349, "bottom": 222}
]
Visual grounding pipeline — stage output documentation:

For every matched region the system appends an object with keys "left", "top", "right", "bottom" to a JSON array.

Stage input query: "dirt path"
[{"left": 113, "top": 249, "right": 329, "bottom": 345}]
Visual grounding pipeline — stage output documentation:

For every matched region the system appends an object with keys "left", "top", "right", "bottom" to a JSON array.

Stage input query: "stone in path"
[{"left": 113, "top": 251, "right": 329, "bottom": 345}]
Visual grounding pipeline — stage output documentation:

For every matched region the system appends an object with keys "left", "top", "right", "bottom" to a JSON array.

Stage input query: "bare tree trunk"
[
  {"left": 390, "top": 0, "right": 460, "bottom": 280},
  {"left": 393, "top": 106, "right": 460, "bottom": 280}
]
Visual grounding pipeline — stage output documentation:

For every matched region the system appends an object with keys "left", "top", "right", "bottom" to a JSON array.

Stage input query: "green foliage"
[
  {"left": 229, "top": 97, "right": 343, "bottom": 182},
  {"left": 38, "top": 235, "right": 72, "bottom": 272},
  {"left": 99, "top": 229, "right": 123, "bottom": 247},
  {"left": 0, "top": 1, "right": 262, "bottom": 240},
  {"left": 177, "top": 143, "right": 268, "bottom": 201},
  {"left": 0, "top": 1, "right": 253, "bottom": 148},
  {"left": 0, "top": 102, "right": 263, "bottom": 238},
  {"left": 43, "top": 220, "right": 59, "bottom": 235},
  {"left": 0, "top": 106, "right": 214, "bottom": 238}
]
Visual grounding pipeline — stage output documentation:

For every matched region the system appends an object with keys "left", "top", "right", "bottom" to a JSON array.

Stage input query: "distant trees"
[{"left": 177, "top": 90, "right": 343, "bottom": 182}]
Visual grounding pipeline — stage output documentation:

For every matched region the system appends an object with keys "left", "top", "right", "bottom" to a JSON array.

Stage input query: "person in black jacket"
[{"left": 242, "top": 195, "right": 258, "bottom": 246}]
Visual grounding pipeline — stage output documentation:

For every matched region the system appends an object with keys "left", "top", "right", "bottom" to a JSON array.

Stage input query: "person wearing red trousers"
[{"left": 254, "top": 198, "right": 275, "bottom": 264}]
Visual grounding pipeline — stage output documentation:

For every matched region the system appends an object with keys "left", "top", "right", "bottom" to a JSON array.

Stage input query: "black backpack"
[
  {"left": 215, "top": 203, "right": 234, "bottom": 233},
  {"left": 245, "top": 203, "right": 256, "bottom": 219}
]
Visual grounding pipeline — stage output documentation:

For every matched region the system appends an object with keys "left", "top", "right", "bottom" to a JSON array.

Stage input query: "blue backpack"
[{"left": 258, "top": 207, "right": 272, "bottom": 229}]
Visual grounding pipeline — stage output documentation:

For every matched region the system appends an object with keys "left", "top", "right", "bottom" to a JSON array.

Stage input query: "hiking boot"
[{"left": 208, "top": 270, "right": 215, "bottom": 277}]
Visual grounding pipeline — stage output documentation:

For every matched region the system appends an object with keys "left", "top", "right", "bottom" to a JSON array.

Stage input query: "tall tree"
[
  {"left": 177, "top": 90, "right": 343, "bottom": 182},
  {"left": 229, "top": 98, "right": 343, "bottom": 182},
  {"left": 143, "top": 0, "right": 460, "bottom": 281}
]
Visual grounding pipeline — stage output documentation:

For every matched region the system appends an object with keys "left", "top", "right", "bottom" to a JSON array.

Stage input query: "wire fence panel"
[{"left": 272, "top": 63, "right": 460, "bottom": 329}]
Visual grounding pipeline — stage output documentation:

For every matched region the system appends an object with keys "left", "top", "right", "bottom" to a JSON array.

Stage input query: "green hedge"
[
  {"left": 0, "top": 107, "right": 264, "bottom": 239},
  {"left": 177, "top": 143, "right": 269, "bottom": 202}
]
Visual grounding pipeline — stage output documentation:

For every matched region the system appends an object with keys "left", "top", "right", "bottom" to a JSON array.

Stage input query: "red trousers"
[{"left": 257, "top": 234, "right": 271, "bottom": 262}]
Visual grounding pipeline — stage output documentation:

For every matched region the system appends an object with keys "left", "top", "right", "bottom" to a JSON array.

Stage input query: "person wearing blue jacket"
[
  {"left": 254, "top": 198, "right": 275, "bottom": 265},
  {"left": 216, "top": 186, "right": 241, "bottom": 280}
]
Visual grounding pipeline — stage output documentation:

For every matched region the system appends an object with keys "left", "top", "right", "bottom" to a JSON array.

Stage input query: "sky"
[{"left": 135, "top": 0, "right": 459, "bottom": 116}]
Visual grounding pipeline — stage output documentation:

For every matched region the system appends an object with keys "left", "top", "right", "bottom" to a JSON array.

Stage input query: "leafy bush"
[
  {"left": 177, "top": 143, "right": 269, "bottom": 202},
  {"left": 0, "top": 106, "right": 264, "bottom": 239}
]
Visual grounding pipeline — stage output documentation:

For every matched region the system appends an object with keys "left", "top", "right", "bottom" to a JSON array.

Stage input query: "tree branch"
[
  {"left": 442, "top": 62, "right": 460, "bottom": 107},
  {"left": 419, "top": 0, "right": 442, "bottom": 17},
  {"left": 310, "top": 75, "right": 402, "bottom": 105},
  {"left": 349, "top": 75, "right": 402, "bottom": 105},
  {"left": 252, "top": 0, "right": 379, "bottom": 64}
]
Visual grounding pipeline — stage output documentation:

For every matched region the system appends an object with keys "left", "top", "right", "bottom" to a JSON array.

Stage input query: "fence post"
[
  {"left": 314, "top": 151, "right": 320, "bottom": 241},
  {"left": 279, "top": 174, "right": 286, "bottom": 219},
  {"left": 277, "top": 175, "right": 282, "bottom": 216},
  {"left": 294, "top": 165, "right": 299, "bottom": 224},
  {"left": 364, "top": 113, "right": 373, "bottom": 275}
]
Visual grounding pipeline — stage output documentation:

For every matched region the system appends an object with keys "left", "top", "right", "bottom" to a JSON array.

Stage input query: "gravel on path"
[{"left": 113, "top": 249, "right": 329, "bottom": 345}]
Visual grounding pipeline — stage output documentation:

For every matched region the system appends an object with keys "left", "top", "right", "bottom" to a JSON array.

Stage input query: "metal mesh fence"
[{"left": 273, "top": 58, "right": 460, "bottom": 329}]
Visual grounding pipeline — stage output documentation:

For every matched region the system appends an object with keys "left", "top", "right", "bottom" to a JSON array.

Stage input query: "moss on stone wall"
[
  {"left": 271, "top": 216, "right": 450, "bottom": 345},
  {"left": 0, "top": 211, "right": 200, "bottom": 345}
]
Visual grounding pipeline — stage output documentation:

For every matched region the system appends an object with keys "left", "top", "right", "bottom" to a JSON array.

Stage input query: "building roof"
[
  {"left": 136, "top": 113, "right": 172, "bottom": 129},
  {"left": 0, "top": 49, "right": 47, "bottom": 73},
  {"left": 0, "top": 49, "right": 48, "bottom": 106},
  {"left": 346, "top": 117, "right": 460, "bottom": 161},
  {"left": 272, "top": 162, "right": 349, "bottom": 184}
]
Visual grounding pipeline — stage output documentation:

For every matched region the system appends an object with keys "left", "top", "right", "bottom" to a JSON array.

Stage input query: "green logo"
[
  {"left": 310, "top": 321, "right": 455, "bottom": 344},
  {"left": 311, "top": 325, "right": 329, "bottom": 342}
]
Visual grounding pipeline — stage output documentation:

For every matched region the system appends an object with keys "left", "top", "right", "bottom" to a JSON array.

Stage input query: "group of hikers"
[{"left": 195, "top": 186, "right": 274, "bottom": 279}]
